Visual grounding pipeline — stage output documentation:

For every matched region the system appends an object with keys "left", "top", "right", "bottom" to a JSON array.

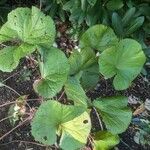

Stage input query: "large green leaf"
[
  {"left": 69, "top": 47, "right": 96, "bottom": 76},
  {"left": 0, "top": 6, "right": 55, "bottom": 46},
  {"left": 34, "top": 47, "right": 69, "bottom": 98},
  {"left": 93, "top": 96, "right": 132, "bottom": 134},
  {"left": 31, "top": 100, "right": 91, "bottom": 149},
  {"left": 99, "top": 39, "right": 146, "bottom": 90},
  {"left": 65, "top": 77, "right": 88, "bottom": 107},
  {"left": 0, "top": 6, "right": 56, "bottom": 72},
  {"left": 93, "top": 131, "right": 119, "bottom": 150},
  {"left": 80, "top": 25, "right": 118, "bottom": 51}
]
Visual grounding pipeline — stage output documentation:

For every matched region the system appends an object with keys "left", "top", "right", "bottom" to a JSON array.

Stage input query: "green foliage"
[
  {"left": 80, "top": 63, "right": 99, "bottom": 90},
  {"left": 31, "top": 100, "right": 91, "bottom": 149},
  {"left": 65, "top": 76, "right": 88, "bottom": 107},
  {"left": 80, "top": 24, "right": 118, "bottom": 51},
  {"left": 33, "top": 47, "right": 69, "bottom": 98},
  {"left": 68, "top": 47, "right": 96, "bottom": 75},
  {"left": 106, "top": 0, "right": 124, "bottom": 11},
  {"left": 81, "top": 25, "right": 146, "bottom": 90},
  {"left": 0, "top": 6, "right": 55, "bottom": 72},
  {"left": 93, "top": 96, "right": 132, "bottom": 134},
  {"left": 42, "top": 1, "right": 150, "bottom": 76},
  {"left": 42, "top": 0, "right": 67, "bottom": 21},
  {"left": 99, "top": 39, "right": 146, "bottom": 90},
  {"left": 93, "top": 131, "right": 120, "bottom": 150},
  {"left": 0, "top": 6, "right": 147, "bottom": 150}
]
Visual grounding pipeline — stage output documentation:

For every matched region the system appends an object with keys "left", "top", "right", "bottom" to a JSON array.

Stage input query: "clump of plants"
[{"left": 0, "top": 6, "right": 146, "bottom": 150}]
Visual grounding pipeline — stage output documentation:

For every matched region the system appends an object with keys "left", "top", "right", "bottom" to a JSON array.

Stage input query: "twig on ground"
[
  {"left": 1, "top": 84, "right": 21, "bottom": 96},
  {"left": 93, "top": 107, "right": 104, "bottom": 130},
  {"left": 0, "top": 101, "right": 16, "bottom": 108},
  {"left": 58, "top": 90, "right": 65, "bottom": 101},
  {"left": 0, "top": 117, "right": 31, "bottom": 141},
  {"left": 0, "top": 115, "right": 13, "bottom": 124},
  {"left": 2, "top": 71, "right": 20, "bottom": 83},
  {"left": 120, "top": 139, "right": 133, "bottom": 150},
  {"left": 0, "top": 140, "right": 48, "bottom": 147},
  {"left": 0, "top": 98, "right": 42, "bottom": 108}
]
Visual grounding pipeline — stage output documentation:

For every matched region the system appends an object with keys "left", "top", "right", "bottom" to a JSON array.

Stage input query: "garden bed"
[{"left": 0, "top": 1, "right": 150, "bottom": 150}]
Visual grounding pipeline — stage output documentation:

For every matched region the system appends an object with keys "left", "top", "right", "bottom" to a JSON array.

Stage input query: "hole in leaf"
[
  {"left": 40, "top": 18, "right": 43, "bottom": 23},
  {"left": 43, "top": 136, "right": 47, "bottom": 141},
  {"left": 83, "top": 120, "right": 88, "bottom": 124}
]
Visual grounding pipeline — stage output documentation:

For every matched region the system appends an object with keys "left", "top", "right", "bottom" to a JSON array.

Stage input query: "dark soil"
[
  {"left": 90, "top": 75, "right": 150, "bottom": 150},
  {"left": 0, "top": 59, "right": 46, "bottom": 150}
]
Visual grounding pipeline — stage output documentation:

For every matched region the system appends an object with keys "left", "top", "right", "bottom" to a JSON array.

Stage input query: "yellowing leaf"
[
  {"left": 31, "top": 100, "right": 91, "bottom": 149},
  {"left": 61, "top": 111, "right": 91, "bottom": 143}
]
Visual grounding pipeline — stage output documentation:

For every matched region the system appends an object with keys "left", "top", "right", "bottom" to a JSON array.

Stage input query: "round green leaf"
[
  {"left": 93, "top": 131, "right": 120, "bottom": 150},
  {"left": 99, "top": 39, "right": 146, "bottom": 90},
  {"left": 93, "top": 96, "right": 132, "bottom": 134},
  {"left": 0, "top": 6, "right": 56, "bottom": 72},
  {"left": 80, "top": 25, "right": 118, "bottom": 51},
  {"left": 33, "top": 47, "right": 69, "bottom": 98},
  {"left": 31, "top": 100, "right": 91, "bottom": 148},
  {"left": 0, "top": 6, "right": 56, "bottom": 47}
]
